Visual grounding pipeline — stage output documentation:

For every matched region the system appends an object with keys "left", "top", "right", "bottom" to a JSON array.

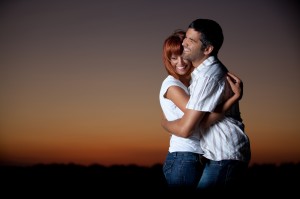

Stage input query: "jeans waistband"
[
  {"left": 169, "top": 151, "right": 202, "bottom": 157},
  {"left": 205, "top": 159, "right": 248, "bottom": 166}
]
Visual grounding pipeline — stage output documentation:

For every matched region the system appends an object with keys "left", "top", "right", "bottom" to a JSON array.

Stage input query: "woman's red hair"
[{"left": 162, "top": 30, "right": 192, "bottom": 79}]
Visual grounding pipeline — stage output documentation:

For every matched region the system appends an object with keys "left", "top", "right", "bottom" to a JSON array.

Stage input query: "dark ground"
[{"left": 1, "top": 162, "right": 299, "bottom": 197}]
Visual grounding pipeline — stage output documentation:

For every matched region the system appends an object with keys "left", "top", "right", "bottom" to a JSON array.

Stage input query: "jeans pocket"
[{"left": 163, "top": 160, "right": 174, "bottom": 175}]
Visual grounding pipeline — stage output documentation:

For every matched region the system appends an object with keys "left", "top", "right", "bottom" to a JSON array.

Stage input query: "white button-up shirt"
[{"left": 187, "top": 56, "right": 251, "bottom": 162}]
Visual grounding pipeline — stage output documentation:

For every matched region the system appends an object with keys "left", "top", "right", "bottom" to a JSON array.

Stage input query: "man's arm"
[
  {"left": 200, "top": 72, "right": 243, "bottom": 129},
  {"left": 199, "top": 94, "right": 238, "bottom": 130},
  {"left": 161, "top": 109, "right": 206, "bottom": 138}
]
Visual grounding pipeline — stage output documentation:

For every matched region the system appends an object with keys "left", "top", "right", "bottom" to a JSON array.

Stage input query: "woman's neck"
[{"left": 179, "top": 76, "right": 191, "bottom": 87}]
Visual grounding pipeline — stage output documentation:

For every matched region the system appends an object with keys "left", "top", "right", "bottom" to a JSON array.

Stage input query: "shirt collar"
[{"left": 191, "top": 56, "right": 217, "bottom": 80}]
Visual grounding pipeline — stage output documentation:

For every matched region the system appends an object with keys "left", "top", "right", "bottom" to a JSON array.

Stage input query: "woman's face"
[{"left": 170, "top": 54, "right": 191, "bottom": 76}]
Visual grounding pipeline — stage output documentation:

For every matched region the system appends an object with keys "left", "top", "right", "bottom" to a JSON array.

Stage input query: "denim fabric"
[
  {"left": 163, "top": 152, "right": 204, "bottom": 189},
  {"left": 197, "top": 159, "right": 249, "bottom": 191}
]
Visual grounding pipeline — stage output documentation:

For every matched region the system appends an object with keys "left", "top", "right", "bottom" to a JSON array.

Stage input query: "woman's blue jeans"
[{"left": 163, "top": 152, "right": 204, "bottom": 190}]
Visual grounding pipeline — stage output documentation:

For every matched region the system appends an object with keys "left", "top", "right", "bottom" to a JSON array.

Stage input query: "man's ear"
[{"left": 204, "top": 45, "right": 214, "bottom": 55}]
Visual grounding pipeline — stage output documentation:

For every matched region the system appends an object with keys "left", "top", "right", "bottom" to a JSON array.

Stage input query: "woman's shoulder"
[
  {"left": 162, "top": 75, "right": 181, "bottom": 85},
  {"left": 161, "top": 75, "right": 188, "bottom": 93}
]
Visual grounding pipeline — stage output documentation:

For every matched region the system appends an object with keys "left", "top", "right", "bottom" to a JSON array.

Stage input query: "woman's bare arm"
[{"left": 163, "top": 72, "right": 243, "bottom": 136}]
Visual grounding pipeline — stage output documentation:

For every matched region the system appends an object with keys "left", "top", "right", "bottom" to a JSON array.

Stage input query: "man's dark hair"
[{"left": 188, "top": 19, "right": 224, "bottom": 56}]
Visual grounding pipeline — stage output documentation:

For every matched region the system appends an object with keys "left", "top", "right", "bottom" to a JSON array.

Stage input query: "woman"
[{"left": 159, "top": 30, "right": 242, "bottom": 191}]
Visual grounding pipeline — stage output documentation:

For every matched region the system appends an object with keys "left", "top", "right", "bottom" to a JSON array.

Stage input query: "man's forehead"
[{"left": 186, "top": 28, "right": 201, "bottom": 40}]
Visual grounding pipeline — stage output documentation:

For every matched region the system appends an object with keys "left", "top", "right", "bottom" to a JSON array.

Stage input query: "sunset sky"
[{"left": 1, "top": 0, "right": 299, "bottom": 167}]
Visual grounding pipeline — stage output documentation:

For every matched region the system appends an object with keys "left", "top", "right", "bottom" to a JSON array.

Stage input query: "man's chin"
[{"left": 182, "top": 53, "right": 189, "bottom": 59}]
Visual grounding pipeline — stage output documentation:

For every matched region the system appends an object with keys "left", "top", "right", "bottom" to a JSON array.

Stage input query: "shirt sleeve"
[{"left": 186, "top": 76, "right": 224, "bottom": 112}]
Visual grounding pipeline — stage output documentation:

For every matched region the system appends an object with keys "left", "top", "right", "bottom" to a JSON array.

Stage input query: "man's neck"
[{"left": 192, "top": 55, "right": 210, "bottom": 68}]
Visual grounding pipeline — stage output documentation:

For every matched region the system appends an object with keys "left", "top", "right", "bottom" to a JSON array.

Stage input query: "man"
[{"left": 161, "top": 19, "right": 251, "bottom": 192}]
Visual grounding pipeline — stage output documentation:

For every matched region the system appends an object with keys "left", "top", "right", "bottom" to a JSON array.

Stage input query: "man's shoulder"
[{"left": 204, "top": 62, "right": 227, "bottom": 80}]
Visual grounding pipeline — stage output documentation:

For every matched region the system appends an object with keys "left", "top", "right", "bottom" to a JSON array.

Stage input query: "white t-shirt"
[{"left": 159, "top": 75, "right": 203, "bottom": 154}]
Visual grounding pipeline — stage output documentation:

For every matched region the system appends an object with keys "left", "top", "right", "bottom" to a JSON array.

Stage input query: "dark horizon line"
[{"left": 1, "top": 161, "right": 300, "bottom": 168}]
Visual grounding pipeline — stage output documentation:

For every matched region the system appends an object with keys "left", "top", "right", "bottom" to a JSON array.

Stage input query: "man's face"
[{"left": 182, "top": 28, "right": 204, "bottom": 65}]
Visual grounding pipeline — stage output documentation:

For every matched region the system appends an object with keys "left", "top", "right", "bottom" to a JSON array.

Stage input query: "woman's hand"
[{"left": 227, "top": 72, "right": 243, "bottom": 101}]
